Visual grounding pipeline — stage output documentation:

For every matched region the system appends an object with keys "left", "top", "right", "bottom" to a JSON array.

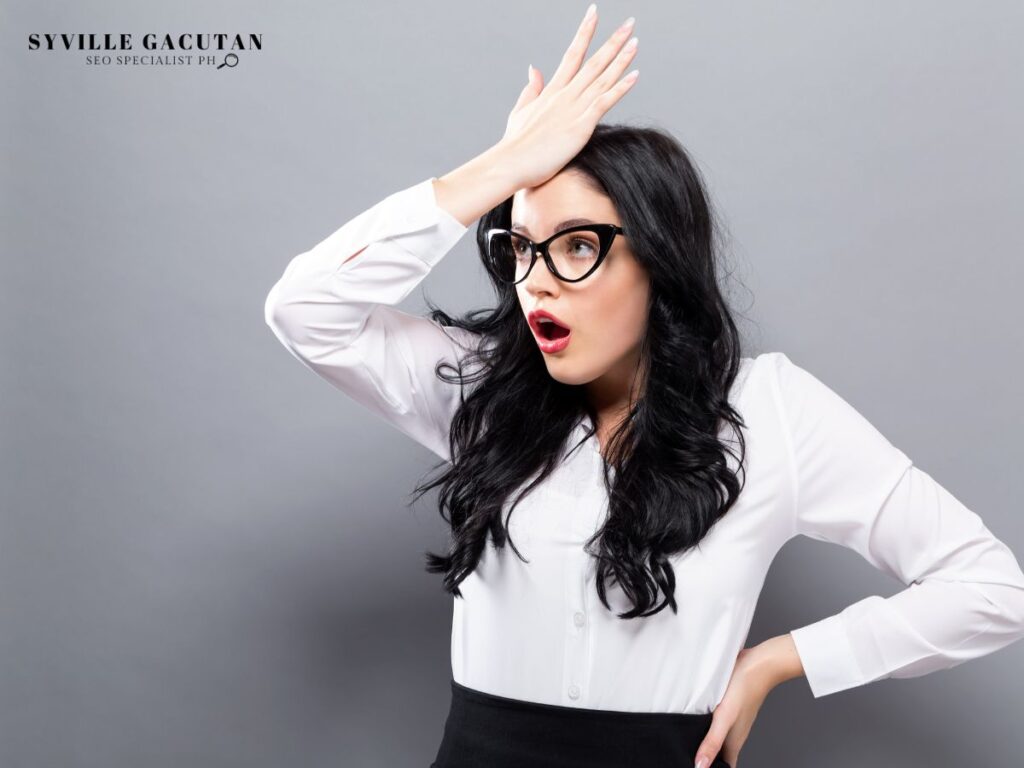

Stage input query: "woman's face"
[{"left": 512, "top": 170, "right": 650, "bottom": 398}]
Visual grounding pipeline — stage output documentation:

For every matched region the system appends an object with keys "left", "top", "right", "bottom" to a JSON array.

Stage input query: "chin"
[{"left": 542, "top": 361, "right": 597, "bottom": 387}]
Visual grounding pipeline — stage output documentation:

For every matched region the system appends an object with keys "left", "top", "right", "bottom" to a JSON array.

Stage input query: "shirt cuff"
[{"left": 789, "top": 613, "right": 866, "bottom": 698}]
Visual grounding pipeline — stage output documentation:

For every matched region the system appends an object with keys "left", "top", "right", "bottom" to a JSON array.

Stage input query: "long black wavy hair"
[{"left": 410, "top": 122, "right": 750, "bottom": 619}]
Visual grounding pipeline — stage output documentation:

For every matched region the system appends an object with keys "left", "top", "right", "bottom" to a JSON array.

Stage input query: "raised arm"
[
  {"left": 771, "top": 351, "right": 1024, "bottom": 698},
  {"left": 263, "top": 176, "right": 483, "bottom": 462},
  {"left": 264, "top": 4, "right": 643, "bottom": 461},
  {"left": 262, "top": 134, "right": 535, "bottom": 462}
]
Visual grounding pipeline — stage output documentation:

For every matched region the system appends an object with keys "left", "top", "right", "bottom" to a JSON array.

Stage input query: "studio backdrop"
[{"left": 3, "top": 1, "right": 1023, "bottom": 767}]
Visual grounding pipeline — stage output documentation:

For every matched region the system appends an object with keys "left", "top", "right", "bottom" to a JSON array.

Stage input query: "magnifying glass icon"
[{"left": 217, "top": 53, "right": 239, "bottom": 70}]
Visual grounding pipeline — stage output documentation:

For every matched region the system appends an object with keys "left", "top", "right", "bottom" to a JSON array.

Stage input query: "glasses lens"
[
  {"left": 487, "top": 232, "right": 533, "bottom": 283},
  {"left": 487, "top": 229, "right": 603, "bottom": 283},
  {"left": 548, "top": 229, "right": 602, "bottom": 281}
]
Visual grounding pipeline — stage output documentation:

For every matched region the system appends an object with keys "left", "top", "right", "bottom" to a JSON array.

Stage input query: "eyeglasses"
[{"left": 483, "top": 224, "right": 626, "bottom": 284}]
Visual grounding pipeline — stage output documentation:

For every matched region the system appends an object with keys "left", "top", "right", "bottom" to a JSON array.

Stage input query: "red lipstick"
[{"left": 527, "top": 308, "right": 572, "bottom": 354}]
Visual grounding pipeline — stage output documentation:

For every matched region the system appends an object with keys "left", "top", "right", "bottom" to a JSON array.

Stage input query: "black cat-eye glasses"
[{"left": 483, "top": 224, "right": 626, "bottom": 284}]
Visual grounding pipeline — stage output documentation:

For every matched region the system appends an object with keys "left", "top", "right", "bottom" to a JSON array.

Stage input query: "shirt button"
[
  {"left": 568, "top": 684, "right": 580, "bottom": 699},
  {"left": 573, "top": 611, "right": 585, "bottom": 627}
]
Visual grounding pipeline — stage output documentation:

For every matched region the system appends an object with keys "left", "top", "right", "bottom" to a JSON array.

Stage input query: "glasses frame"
[{"left": 483, "top": 224, "right": 627, "bottom": 284}]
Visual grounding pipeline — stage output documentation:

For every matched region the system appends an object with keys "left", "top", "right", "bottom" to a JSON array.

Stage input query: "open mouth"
[{"left": 536, "top": 318, "right": 571, "bottom": 340}]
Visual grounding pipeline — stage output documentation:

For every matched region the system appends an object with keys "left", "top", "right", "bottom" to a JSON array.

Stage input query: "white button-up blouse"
[{"left": 264, "top": 175, "right": 1024, "bottom": 715}]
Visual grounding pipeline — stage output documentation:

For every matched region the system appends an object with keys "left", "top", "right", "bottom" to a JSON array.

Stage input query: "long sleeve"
[
  {"left": 770, "top": 351, "right": 1024, "bottom": 698},
  {"left": 263, "top": 177, "right": 480, "bottom": 462}
]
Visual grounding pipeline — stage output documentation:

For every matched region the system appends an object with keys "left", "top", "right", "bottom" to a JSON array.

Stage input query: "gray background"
[{"left": 3, "top": 1, "right": 1022, "bottom": 766}]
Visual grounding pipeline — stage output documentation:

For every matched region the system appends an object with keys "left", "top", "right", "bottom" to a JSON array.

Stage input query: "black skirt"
[{"left": 429, "top": 679, "right": 732, "bottom": 768}]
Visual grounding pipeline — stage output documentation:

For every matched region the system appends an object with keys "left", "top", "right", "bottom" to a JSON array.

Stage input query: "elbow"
[
  {"left": 264, "top": 280, "right": 289, "bottom": 335},
  {"left": 994, "top": 561, "right": 1024, "bottom": 635},
  {"left": 965, "top": 575, "right": 1024, "bottom": 640},
  {"left": 995, "top": 586, "right": 1024, "bottom": 637},
  {"left": 264, "top": 280, "right": 297, "bottom": 342},
  {"left": 264, "top": 290, "right": 320, "bottom": 355},
  {"left": 1009, "top": 582, "right": 1024, "bottom": 637},
  {"left": 264, "top": 285, "right": 278, "bottom": 330},
  {"left": 264, "top": 277, "right": 318, "bottom": 352},
  {"left": 264, "top": 250, "right": 320, "bottom": 343},
  {"left": 263, "top": 274, "right": 366, "bottom": 359}
]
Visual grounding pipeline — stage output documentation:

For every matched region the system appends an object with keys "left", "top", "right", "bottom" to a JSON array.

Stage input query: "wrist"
[
  {"left": 486, "top": 138, "right": 531, "bottom": 190},
  {"left": 433, "top": 141, "right": 525, "bottom": 228},
  {"left": 743, "top": 634, "right": 805, "bottom": 692}
]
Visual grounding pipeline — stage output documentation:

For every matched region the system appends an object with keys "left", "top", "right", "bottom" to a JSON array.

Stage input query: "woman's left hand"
[{"left": 693, "top": 635, "right": 804, "bottom": 768}]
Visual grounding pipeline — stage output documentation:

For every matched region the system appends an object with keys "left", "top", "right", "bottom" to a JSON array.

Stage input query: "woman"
[{"left": 264, "top": 5, "right": 1024, "bottom": 767}]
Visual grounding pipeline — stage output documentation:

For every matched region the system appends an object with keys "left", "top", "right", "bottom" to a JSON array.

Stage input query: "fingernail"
[
  {"left": 527, "top": 64, "right": 533, "bottom": 79},
  {"left": 694, "top": 757, "right": 709, "bottom": 768},
  {"left": 620, "top": 16, "right": 635, "bottom": 31},
  {"left": 585, "top": 3, "right": 596, "bottom": 20},
  {"left": 625, "top": 36, "right": 638, "bottom": 50}
]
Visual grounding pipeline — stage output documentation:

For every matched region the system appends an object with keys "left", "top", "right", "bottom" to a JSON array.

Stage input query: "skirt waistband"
[{"left": 430, "top": 679, "right": 732, "bottom": 768}]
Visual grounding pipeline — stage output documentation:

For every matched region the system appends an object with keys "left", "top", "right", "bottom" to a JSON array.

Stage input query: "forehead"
[{"left": 510, "top": 172, "right": 619, "bottom": 236}]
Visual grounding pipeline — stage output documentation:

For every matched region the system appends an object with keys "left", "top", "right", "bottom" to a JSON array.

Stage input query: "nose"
[{"left": 521, "top": 249, "right": 561, "bottom": 296}]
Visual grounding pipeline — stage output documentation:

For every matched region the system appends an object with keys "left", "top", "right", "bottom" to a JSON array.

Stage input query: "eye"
[{"left": 567, "top": 236, "right": 597, "bottom": 258}]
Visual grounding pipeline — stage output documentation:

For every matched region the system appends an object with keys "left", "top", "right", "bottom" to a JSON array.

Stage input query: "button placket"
[
  {"left": 561, "top": 442, "right": 597, "bottom": 706},
  {"left": 562, "top": 552, "right": 589, "bottom": 704}
]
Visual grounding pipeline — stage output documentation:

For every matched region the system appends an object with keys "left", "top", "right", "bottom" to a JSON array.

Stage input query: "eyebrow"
[{"left": 510, "top": 218, "right": 596, "bottom": 238}]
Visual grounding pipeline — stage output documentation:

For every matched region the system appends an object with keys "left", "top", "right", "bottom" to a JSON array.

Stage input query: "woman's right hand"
[
  {"left": 432, "top": 5, "right": 639, "bottom": 228},
  {"left": 499, "top": 4, "right": 639, "bottom": 190}
]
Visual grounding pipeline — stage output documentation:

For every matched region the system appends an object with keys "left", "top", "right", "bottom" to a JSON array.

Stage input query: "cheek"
[{"left": 579, "top": 283, "right": 648, "bottom": 354}]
